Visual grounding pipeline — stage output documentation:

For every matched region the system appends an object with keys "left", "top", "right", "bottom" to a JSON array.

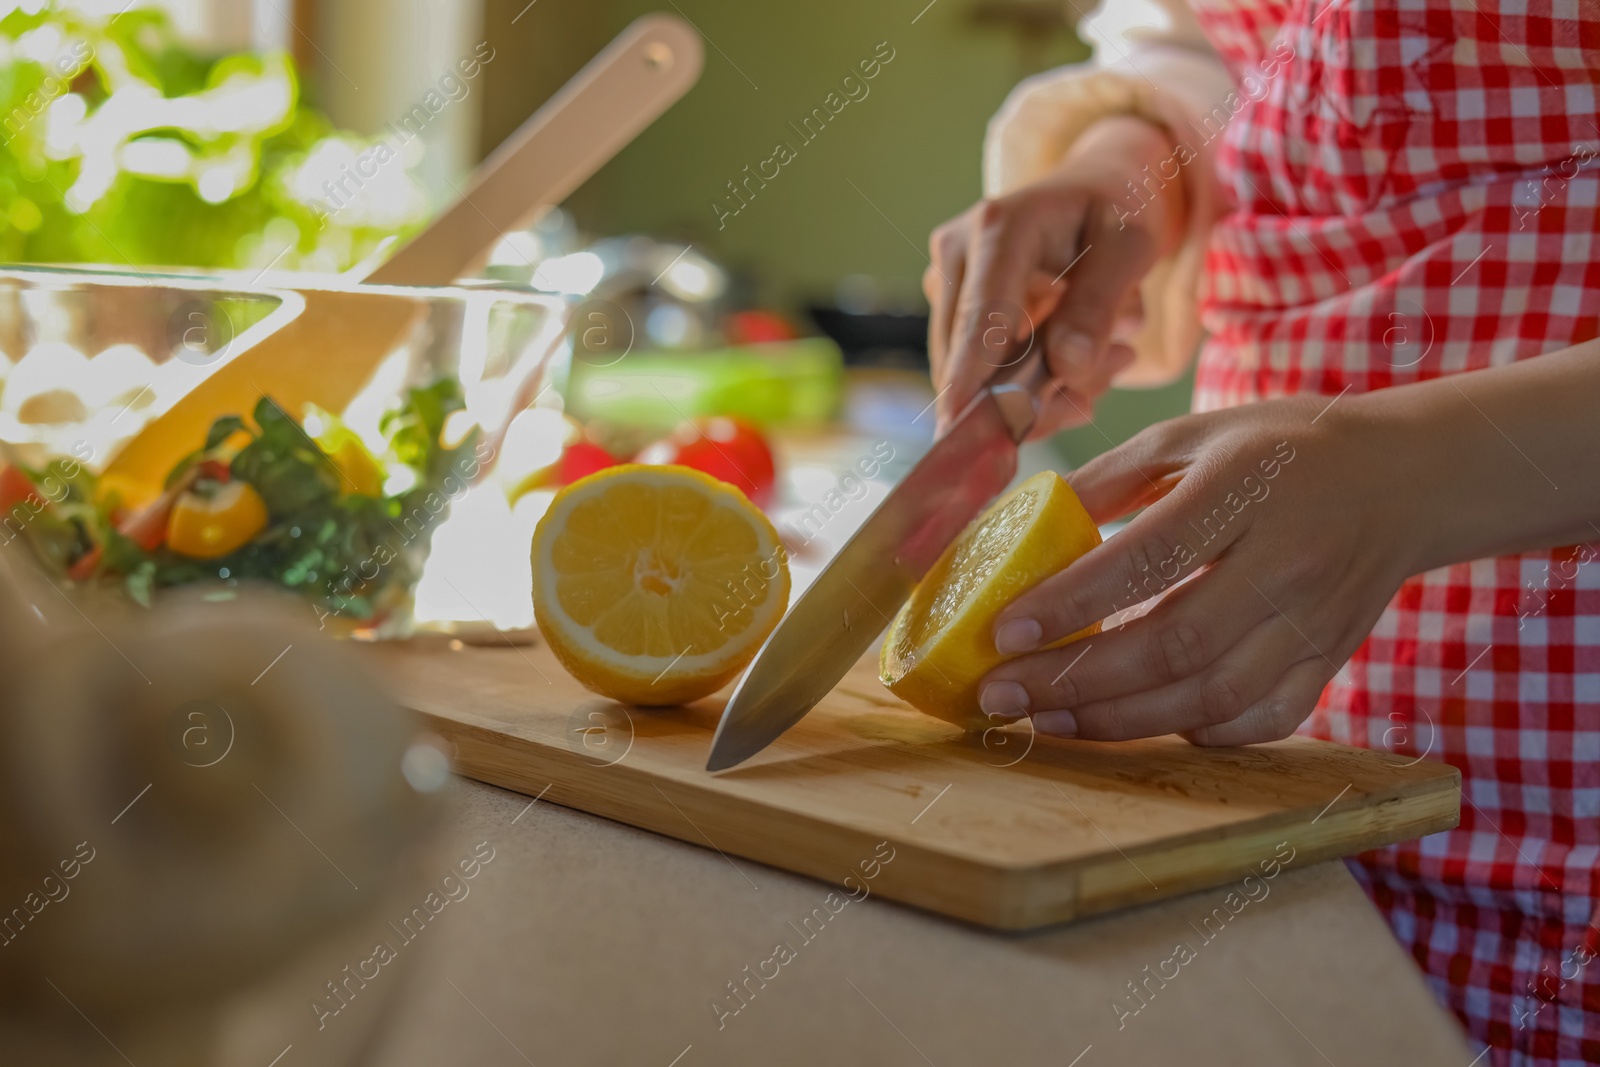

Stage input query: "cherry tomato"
[
  {"left": 166, "top": 481, "right": 269, "bottom": 560},
  {"left": 324, "top": 436, "right": 385, "bottom": 497},
  {"left": 105, "top": 461, "right": 214, "bottom": 558},
  {"left": 195, "top": 459, "right": 232, "bottom": 483},
  {"left": 556, "top": 441, "right": 620, "bottom": 485},
  {"left": 119, "top": 492, "right": 178, "bottom": 552},
  {"left": 71, "top": 492, "right": 174, "bottom": 580},
  {"left": 635, "top": 418, "right": 777, "bottom": 507},
  {"left": 1, "top": 464, "right": 101, "bottom": 578},
  {"left": 66, "top": 545, "right": 102, "bottom": 581},
  {"left": 0, "top": 464, "right": 39, "bottom": 516}
]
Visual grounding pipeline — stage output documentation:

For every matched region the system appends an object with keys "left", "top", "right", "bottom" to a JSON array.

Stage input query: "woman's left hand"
[{"left": 976, "top": 395, "right": 1431, "bottom": 744}]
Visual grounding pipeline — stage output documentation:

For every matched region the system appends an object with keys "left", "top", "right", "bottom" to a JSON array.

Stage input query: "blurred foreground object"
[{"left": 0, "top": 558, "right": 446, "bottom": 1065}]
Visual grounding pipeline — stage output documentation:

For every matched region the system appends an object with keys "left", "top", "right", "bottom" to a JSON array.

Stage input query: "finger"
[
  {"left": 992, "top": 437, "right": 1250, "bottom": 653},
  {"left": 1032, "top": 616, "right": 1321, "bottom": 740},
  {"left": 926, "top": 216, "right": 971, "bottom": 406},
  {"left": 1183, "top": 658, "right": 1335, "bottom": 746},
  {"left": 1045, "top": 325, "right": 1135, "bottom": 402},
  {"left": 923, "top": 264, "right": 953, "bottom": 379},
  {"left": 981, "top": 566, "right": 1276, "bottom": 716},
  {"left": 1064, "top": 417, "right": 1195, "bottom": 524},
  {"left": 1029, "top": 383, "right": 1096, "bottom": 438},
  {"left": 943, "top": 195, "right": 1087, "bottom": 427},
  {"left": 1027, "top": 343, "right": 1133, "bottom": 439},
  {"left": 1039, "top": 217, "right": 1156, "bottom": 385},
  {"left": 1111, "top": 285, "right": 1145, "bottom": 344}
]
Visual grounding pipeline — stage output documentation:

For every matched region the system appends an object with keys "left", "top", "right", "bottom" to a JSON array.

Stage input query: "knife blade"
[{"left": 705, "top": 355, "right": 1048, "bottom": 771}]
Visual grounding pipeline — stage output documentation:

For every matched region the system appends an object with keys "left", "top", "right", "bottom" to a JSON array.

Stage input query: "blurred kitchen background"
[{"left": 0, "top": 0, "right": 1193, "bottom": 472}]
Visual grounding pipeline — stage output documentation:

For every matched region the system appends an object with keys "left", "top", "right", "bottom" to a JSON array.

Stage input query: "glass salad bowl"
[{"left": 0, "top": 267, "right": 569, "bottom": 636}]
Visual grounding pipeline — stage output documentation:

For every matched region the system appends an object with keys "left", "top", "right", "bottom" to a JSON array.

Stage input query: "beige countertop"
[{"left": 232, "top": 777, "right": 1473, "bottom": 1067}]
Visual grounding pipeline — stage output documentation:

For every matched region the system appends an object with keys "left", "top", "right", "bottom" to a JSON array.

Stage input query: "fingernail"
[
  {"left": 1033, "top": 709, "right": 1079, "bottom": 738},
  {"left": 980, "top": 681, "right": 1029, "bottom": 720},
  {"left": 995, "top": 618, "right": 1043, "bottom": 655},
  {"left": 1060, "top": 331, "right": 1094, "bottom": 370}
]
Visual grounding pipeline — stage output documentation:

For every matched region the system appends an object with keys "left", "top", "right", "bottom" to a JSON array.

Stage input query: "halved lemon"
[
  {"left": 880, "top": 470, "right": 1101, "bottom": 730},
  {"left": 532, "top": 464, "right": 790, "bottom": 706}
]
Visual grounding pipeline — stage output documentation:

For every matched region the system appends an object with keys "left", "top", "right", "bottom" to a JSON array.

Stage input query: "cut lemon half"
[
  {"left": 532, "top": 464, "right": 790, "bottom": 706},
  {"left": 880, "top": 470, "right": 1101, "bottom": 730}
]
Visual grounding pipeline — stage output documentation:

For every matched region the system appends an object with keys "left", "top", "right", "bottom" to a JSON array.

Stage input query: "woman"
[{"left": 927, "top": 0, "right": 1600, "bottom": 1061}]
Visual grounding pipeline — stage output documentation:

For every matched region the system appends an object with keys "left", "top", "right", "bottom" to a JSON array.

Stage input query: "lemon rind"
[{"left": 532, "top": 464, "right": 790, "bottom": 689}]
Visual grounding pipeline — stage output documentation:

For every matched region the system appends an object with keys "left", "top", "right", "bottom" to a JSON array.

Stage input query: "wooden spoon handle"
[{"left": 366, "top": 13, "right": 704, "bottom": 288}]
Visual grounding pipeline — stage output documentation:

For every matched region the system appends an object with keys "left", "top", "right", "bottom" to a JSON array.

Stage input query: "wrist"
[
  {"left": 1337, "top": 347, "right": 1600, "bottom": 575},
  {"left": 1331, "top": 386, "right": 1467, "bottom": 577}
]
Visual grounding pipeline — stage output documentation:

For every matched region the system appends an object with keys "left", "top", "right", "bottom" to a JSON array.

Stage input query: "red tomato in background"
[
  {"left": 635, "top": 418, "right": 777, "bottom": 507},
  {"left": 724, "top": 310, "right": 798, "bottom": 345},
  {"left": 557, "top": 441, "right": 621, "bottom": 485}
]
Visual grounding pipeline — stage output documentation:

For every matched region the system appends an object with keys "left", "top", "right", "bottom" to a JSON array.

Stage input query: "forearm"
[{"left": 1346, "top": 339, "right": 1600, "bottom": 573}]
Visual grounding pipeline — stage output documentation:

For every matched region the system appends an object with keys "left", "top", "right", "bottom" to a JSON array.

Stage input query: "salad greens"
[{"left": 10, "top": 380, "right": 482, "bottom": 628}]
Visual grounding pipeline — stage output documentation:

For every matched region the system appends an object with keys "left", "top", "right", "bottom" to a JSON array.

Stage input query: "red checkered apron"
[{"left": 1183, "top": 0, "right": 1600, "bottom": 1061}]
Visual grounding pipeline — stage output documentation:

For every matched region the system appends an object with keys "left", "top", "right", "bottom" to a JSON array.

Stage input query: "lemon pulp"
[
  {"left": 881, "top": 470, "right": 1101, "bottom": 729},
  {"left": 533, "top": 464, "right": 789, "bottom": 705}
]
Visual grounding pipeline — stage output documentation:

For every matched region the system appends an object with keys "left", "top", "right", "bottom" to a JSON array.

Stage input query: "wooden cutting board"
[{"left": 364, "top": 637, "right": 1460, "bottom": 930}]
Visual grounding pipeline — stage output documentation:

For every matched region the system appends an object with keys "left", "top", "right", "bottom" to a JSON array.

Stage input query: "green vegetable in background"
[{"left": 0, "top": 3, "right": 427, "bottom": 271}]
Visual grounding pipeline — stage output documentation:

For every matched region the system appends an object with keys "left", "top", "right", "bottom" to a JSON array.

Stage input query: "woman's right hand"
[{"left": 925, "top": 114, "right": 1185, "bottom": 436}]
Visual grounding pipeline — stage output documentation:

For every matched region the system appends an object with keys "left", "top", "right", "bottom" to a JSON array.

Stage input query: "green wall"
[{"left": 484, "top": 0, "right": 1090, "bottom": 307}]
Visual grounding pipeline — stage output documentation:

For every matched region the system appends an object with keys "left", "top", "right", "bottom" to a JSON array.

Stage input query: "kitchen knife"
[{"left": 705, "top": 353, "right": 1050, "bottom": 771}]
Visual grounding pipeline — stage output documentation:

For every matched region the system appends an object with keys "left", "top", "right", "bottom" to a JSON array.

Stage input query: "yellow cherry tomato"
[
  {"left": 166, "top": 481, "right": 269, "bottom": 560},
  {"left": 306, "top": 406, "right": 385, "bottom": 497},
  {"left": 325, "top": 436, "right": 384, "bottom": 497}
]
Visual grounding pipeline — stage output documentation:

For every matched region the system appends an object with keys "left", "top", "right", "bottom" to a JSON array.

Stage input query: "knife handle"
[{"left": 987, "top": 348, "right": 1051, "bottom": 443}]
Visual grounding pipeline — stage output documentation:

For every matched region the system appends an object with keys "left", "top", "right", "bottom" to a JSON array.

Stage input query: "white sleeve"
[{"left": 983, "top": 0, "right": 1235, "bottom": 383}]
